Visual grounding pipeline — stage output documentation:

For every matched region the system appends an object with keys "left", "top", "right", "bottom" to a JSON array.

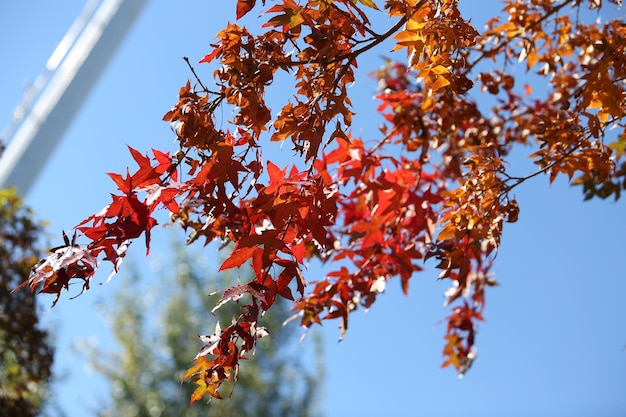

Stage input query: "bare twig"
[{"left": 183, "top": 56, "right": 220, "bottom": 95}]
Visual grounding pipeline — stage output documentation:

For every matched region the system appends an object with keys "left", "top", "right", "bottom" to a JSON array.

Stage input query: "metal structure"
[{"left": 0, "top": 0, "right": 148, "bottom": 195}]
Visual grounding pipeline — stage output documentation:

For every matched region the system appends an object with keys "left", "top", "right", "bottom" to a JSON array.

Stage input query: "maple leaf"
[
  {"left": 355, "top": 0, "right": 379, "bottom": 9},
  {"left": 236, "top": 0, "right": 256, "bottom": 19},
  {"left": 210, "top": 282, "right": 267, "bottom": 313},
  {"left": 128, "top": 146, "right": 162, "bottom": 188},
  {"left": 263, "top": 160, "right": 287, "bottom": 195},
  {"left": 199, "top": 45, "right": 224, "bottom": 64},
  {"left": 195, "top": 322, "right": 222, "bottom": 359},
  {"left": 262, "top": 0, "right": 304, "bottom": 33},
  {"left": 219, "top": 245, "right": 258, "bottom": 271},
  {"left": 107, "top": 170, "right": 132, "bottom": 194}
]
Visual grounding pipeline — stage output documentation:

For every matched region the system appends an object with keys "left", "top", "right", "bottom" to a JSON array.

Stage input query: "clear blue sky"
[{"left": 1, "top": 1, "right": 625, "bottom": 416}]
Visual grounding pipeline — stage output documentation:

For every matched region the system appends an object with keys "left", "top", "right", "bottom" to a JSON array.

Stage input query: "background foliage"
[
  {"left": 0, "top": 187, "right": 53, "bottom": 416},
  {"left": 80, "top": 243, "right": 323, "bottom": 417}
]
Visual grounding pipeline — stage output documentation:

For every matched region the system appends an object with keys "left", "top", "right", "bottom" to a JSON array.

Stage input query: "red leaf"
[
  {"left": 199, "top": 45, "right": 224, "bottom": 64},
  {"left": 236, "top": 0, "right": 255, "bottom": 19},
  {"left": 291, "top": 240, "right": 306, "bottom": 264},
  {"left": 151, "top": 148, "right": 177, "bottom": 180},
  {"left": 264, "top": 160, "right": 286, "bottom": 195},
  {"left": 351, "top": 219, "right": 385, "bottom": 248},
  {"left": 107, "top": 171, "right": 132, "bottom": 194},
  {"left": 128, "top": 146, "right": 162, "bottom": 189},
  {"left": 219, "top": 245, "right": 257, "bottom": 271}
]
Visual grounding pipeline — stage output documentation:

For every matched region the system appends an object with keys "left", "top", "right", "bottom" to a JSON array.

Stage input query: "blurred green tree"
[
  {"left": 0, "top": 187, "right": 54, "bottom": 416},
  {"left": 82, "top": 244, "right": 323, "bottom": 417}
]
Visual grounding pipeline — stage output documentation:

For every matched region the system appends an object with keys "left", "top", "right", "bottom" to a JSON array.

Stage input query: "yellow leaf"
[
  {"left": 526, "top": 51, "right": 539, "bottom": 70},
  {"left": 393, "top": 30, "right": 424, "bottom": 50},
  {"left": 357, "top": 0, "right": 379, "bottom": 9},
  {"left": 405, "top": 18, "right": 427, "bottom": 31},
  {"left": 587, "top": 97, "right": 602, "bottom": 109},
  {"left": 431, "top": 76, "right": 451, "bottom": 92},
  {"left": 190, "top": 380, "right": 208, "bottom": 405},
  {"left": 430, "top": 73, "right": 451, "bottom": 93},
  {"left": 598, "top": 109, "right": 609, "bottom": 124},
  {"left": 485, "top": 21, "right": 523, "bottom": 39},
  {"left": 182, "top": 360, "right": 209, "bottom": 381},
  {"left": 430, "top": 65, "right": 451, "bottom": 75}
]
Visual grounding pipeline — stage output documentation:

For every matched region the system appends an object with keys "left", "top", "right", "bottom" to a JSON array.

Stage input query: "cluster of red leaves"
[
  {"left": 19, "top": 146, "right": 179, "bottom": 306},
  {"left": 22, "top": 0, "right": 626, "bottom": 402}
]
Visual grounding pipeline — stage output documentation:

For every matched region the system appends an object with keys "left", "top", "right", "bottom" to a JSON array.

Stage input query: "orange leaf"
[
  {"left": 190, "top": 380, "right": 208, "bottom": 405},
  {"left": 236, "top": 0, "right": 255, "bottom": 19},
  {"left": 356, "top": 0, "right": 379, "bottom": 8},
  {"left": 436, "top": 225, "right": 457, "bottom": 242},
  {"left": 430, "top": 73, "right": 451, "bottom": 93}
]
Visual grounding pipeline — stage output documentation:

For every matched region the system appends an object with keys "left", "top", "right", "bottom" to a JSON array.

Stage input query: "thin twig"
[{"left": 183, "top": 56, "right": 217, "bottom": 94}]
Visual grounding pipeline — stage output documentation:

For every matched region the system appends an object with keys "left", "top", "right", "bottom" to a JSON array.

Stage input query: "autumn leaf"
[
  {"left": 264, "top": 160, "right": 287, "bottom": 195},
  {"left": 236, "top": 0, "right": 256, "bottom": 19},
  {"left": 219, "top": 245, "right": 258, "bottom": 271},
  {"left": 210, "top": 282, "right": 268, "bottom": 313},
  {"left": 262, "top": 0, "right": 304, "bottom": 32},
  {"left": 355, "top": 0, "right": 379, "bottom": 9},
  {"left": 199, "top": 45, "right": 223, "bottom": 64},
  {"left": 195, "top": 322, "right": 222, "bottom": 359}
]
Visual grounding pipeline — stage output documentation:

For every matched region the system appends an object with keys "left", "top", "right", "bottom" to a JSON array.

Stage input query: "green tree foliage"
[
  {"left": 81, "top": 244, "right": 323, "bottom": 417},
  {"left": 0, "top": 187, "right": 53, "bottom": 416}
]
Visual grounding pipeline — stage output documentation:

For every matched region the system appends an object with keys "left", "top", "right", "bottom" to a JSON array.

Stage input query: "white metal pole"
[{"left": 0, "top": 0, "right": 148, "bottom": 195}]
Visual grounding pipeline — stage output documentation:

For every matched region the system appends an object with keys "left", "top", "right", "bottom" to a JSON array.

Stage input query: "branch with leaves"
[{"left": 19, "top": 0, "right": 626, "bottom": 403}]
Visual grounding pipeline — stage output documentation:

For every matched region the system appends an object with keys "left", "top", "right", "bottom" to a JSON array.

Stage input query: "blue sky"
[{"left": 1, "top": 1, "right": 625, "bottom": 416}]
